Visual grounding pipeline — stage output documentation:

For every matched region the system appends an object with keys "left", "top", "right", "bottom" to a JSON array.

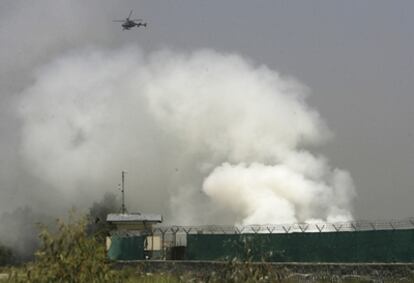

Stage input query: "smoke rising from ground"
[{"left": 17, "top": 46, "right": 355, "bottom": 225}]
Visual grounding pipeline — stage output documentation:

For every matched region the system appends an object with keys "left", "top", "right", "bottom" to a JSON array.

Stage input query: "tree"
[{"left": 9, "top": 214, "right": 123, "bottom": 283}]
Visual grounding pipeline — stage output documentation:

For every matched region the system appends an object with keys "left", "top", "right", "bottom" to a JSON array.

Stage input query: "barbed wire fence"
[
  {"left": 109, "top": 217, "right": 414, "bottom": 260},
  {"left": 110, "top": 217, "right": 414, "bottom": 237}
]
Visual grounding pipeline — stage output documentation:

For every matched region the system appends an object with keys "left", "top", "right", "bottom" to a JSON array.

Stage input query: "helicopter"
[{"left": 113, "top": 10, "right": 147, "bottom": 30}]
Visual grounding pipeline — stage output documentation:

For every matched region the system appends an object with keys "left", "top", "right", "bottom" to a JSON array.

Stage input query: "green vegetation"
[
  {"left": 124, "top": 273, "right": 181, "bottom": 283},
  {"left": 6, "top": 214, "right": 123, "bottom": 283},
  {"left": 2, "top": 262, "right": 414, "bottom": 282}
]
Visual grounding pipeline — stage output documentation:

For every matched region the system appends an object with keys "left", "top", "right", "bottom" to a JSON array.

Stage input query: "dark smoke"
[
  {"left": 0, "top": 207, "right": 51, "bottom": 262},
  {"left": 0, "top": 193, "right": 120, "bottom": 263}
]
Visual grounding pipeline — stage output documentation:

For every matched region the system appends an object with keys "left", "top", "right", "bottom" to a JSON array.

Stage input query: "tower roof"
[{"left": 106, "top": 213, "right": 162, "bottom": 223}]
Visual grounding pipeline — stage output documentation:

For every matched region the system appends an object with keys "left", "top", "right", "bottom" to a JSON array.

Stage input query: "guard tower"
[
  {"left": 106, "top": 213, "right": 163, "bottom": 260},
  {"left": 105, "top": 171, "right": 163, "bottom": 260},
  {"left": 106, "top": 171, "right": 163, "bottom": 232}
]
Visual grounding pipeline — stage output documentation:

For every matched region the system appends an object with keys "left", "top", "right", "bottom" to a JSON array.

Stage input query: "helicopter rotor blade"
[
  {"left": 113, "top": 20, "right": 125, "bottom": 22},
  {"left": 132, "top": 19, "right": 143, "bottom": 22},
  {"left": 128, "top": 10, "right": 133, "bottom": 19}
]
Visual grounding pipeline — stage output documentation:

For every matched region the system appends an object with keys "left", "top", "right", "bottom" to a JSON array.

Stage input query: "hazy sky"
[{"left": 1, "top": 0, "right": 414, "bottom": 220}]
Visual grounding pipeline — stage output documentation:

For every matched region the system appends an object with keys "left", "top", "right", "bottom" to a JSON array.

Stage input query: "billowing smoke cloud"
[{"left": 17, "top": 46, "right": 356, "bottom": 225}]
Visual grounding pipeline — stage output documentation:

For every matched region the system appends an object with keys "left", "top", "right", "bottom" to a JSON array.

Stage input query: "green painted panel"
[
  {"left": 186, "top": 229, "right": 414, "bottom": 262},
  {"left": 108, "top": 235, "right": 145, "bottom": 260}
]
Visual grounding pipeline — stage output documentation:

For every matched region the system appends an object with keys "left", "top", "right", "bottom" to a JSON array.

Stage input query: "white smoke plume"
[{"left": 18, "top": 46, "right": 356, "bottom": 225}]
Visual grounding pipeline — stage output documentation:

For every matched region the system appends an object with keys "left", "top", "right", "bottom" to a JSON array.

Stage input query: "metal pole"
[{"left": 121, "top": 171, "right": 126, "bottom": 214}]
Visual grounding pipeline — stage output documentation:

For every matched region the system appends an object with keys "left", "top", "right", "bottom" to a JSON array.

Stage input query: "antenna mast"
[{"left": 121, "top": 171, "right": 127, "bottom": 214}]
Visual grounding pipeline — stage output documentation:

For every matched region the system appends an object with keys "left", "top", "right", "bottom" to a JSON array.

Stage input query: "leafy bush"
[{"left": 8, "top": 214, "right": 123, "bottom": 283}]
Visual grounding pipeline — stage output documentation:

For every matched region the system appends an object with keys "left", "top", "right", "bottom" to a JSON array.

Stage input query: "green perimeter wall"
[
  {"left": 186, "top": 229, "right": 414, "bottom": 262},
  {"left": 108, "top": 235, "right": 145, "bottom": 260}
]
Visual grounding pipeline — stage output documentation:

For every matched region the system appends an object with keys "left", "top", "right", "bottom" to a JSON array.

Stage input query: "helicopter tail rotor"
[{"left": 127, "top": 10, "right": 133, "bottom": 20}]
